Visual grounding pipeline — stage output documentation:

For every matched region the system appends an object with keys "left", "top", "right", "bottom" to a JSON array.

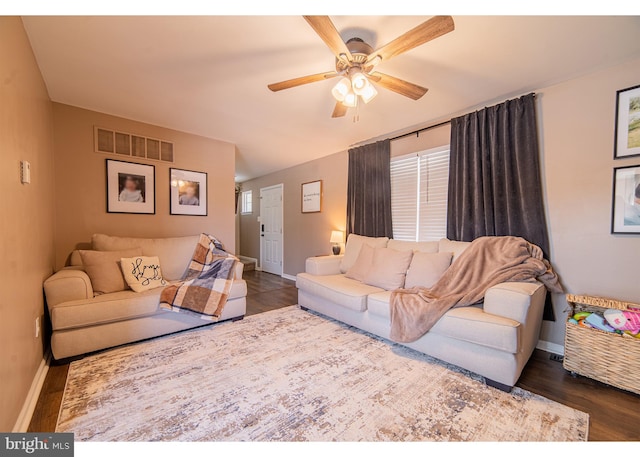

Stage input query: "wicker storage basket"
[{"left": 564, "top": 294, "right": 640, "bottom": 395}]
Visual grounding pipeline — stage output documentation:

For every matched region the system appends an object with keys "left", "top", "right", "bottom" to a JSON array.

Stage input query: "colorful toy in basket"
[
  {"left": 604, "top": 309, "right": 640, "bottom": 335},
  {"left": 585, "top": 313, "right": 615, "bottom": 332}
]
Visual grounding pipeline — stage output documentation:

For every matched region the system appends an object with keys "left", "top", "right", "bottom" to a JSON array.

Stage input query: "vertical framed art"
[
  {"left": 301, "top": 180, "right": 322, "bottom": 213},
  {"left": 611, "top": 164, "right": 640, "bottom": 234},
  {"left": 170, "top": 168, "right": 208, "bottom": 216},
  {"left": 106, "top": 159, "right": 155, "bottom": 214},
  {"left": 614, "top": 84, "right": 640, "bottom": 159}
]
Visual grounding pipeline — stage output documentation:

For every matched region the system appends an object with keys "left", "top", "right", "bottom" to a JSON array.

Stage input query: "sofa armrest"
[
  {"left": 234, "top": 262, "right": 244, "bottom": 280},
  {"left": 44, "top": 268, "right": 94, "bottom": 307},
  {"left": 305, "top": 255, "right": 344, "bottom": 276},
  {"left": 484, "top": 282, "right": 546, "bottom": 324}
]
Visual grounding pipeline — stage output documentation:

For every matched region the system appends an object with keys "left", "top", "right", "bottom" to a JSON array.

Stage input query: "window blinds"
[{"left": 390, "top": 147, "right": 450, "bottom": 241}]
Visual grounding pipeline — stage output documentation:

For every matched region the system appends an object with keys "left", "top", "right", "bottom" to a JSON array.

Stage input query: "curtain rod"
[
  {"left": 387, "top": 92, "right": 536, "bottom": 143},
  {"left": 389, "top": 119, "right": 451, "bottom": 142}
]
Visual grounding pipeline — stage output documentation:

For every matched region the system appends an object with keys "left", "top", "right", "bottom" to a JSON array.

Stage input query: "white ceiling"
[{"left": 22, "top": 16, "right": 640, "bottom": 181}]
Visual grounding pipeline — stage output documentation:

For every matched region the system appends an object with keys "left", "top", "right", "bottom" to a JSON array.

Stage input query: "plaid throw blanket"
[{"left": 160, "top": 234, "right": 237, "bottom": 321}]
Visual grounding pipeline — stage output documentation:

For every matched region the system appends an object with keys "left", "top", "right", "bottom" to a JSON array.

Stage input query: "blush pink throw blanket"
[{"left": 390, "top": 236, "right": 563, "bottom": 343}]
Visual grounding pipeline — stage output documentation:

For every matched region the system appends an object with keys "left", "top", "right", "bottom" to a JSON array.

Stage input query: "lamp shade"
[
  {"left": 359, "top": 82, "right": 378, "bottom": 104},
  {"left": 331, "top": 77, "right": 351, "bottom": 102},
  {"left": 351, "top": 71, "right": 368, "bottom": 93},
  {"left": 343, "top": 90, "right": 357, "bottom": 107},
  {"left": 330, "top": 230, "right": 344, "bottom": 244}
]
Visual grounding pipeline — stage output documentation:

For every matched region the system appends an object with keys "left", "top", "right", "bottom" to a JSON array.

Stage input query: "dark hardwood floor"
[
  {"left": 29, "top": 271, "right": 639, "bottom": 440},
  {"left": 517, "top": 350, "right": 640, "bottom": 441}
]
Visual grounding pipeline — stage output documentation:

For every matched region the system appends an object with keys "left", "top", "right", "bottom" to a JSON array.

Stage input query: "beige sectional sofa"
[
  {"left": 44, "top": 234, "right": 246, "bottom": 360},
  {"left": 296, "top": 235, "right": 546, "bottom": 391}
]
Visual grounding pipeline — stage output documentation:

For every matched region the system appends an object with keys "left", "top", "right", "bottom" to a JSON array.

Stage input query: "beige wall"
[
  {"left": 240, "top": 150, "right": 348, "bottom": 276},
  {"left": 0, "top": 18, "right": 55, "bottom": 431},
  {"left": 538, "top": 56, "right": 640, "bottom": 345},
  {"left": 52, "top": 104, "right": 236, "bottom": 270}
]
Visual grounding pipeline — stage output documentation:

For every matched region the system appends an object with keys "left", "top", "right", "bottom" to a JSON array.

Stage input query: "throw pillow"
[
  {"left": 340, "top": 234, "right": 389, "bottom": 273},
  {"left": 404, "top": 251, "right": 454, "bottom": 289},
  {"left": 120, "top": 256, "right": 167, "bottom": 293},
  {"left": 78, "top": 248, "right": 143, "bottom": 295},
  {"left": 438, "top": 238, "right": 471, "bottom": 262},
  {"left": 344, "top": 244, "right": 374, "bottom": 282},
  {"left": 363, "top": 247, "right": 414, "bottom": 291}
]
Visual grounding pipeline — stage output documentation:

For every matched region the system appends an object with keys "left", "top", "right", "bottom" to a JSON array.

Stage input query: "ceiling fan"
[{"left": 268, "top": 16, "right": 455, "bottom": 118}]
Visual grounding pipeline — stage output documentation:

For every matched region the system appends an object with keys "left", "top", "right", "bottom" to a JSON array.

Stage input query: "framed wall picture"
[
  {"left": 614, "top": 84, "right": 640, "bottom": 159},
  {"left": 170, "top": 168, "right": 208, "bottom": 216},
  {"left": 611, "top": 165, "right": 640, "bottom": 234},
  {"left": 106, "top": 159, "right": 155, "bottom": 214},
  {"left": 301, "top": 180, "right": 322, "bottom": 213}
]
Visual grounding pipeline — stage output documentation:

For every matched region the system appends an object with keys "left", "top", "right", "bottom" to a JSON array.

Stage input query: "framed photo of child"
[
  {"left": 106, "top": 159, "right": 156, "bottom": 214},
  {"left": 170, "top": 168, "right": 208, "bottom": 216}
]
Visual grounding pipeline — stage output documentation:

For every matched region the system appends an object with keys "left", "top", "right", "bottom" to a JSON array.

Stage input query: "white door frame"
[{"left": 259, "top": 183, "right": 284, "bottom": 276}]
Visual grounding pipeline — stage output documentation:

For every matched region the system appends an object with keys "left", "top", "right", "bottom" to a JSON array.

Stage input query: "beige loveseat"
[
  {"left": 296, "top": 235, "right": 546, "bottom": 391},
  {"left": 44, "top": 234, "right": 247, "bottom": 360}
]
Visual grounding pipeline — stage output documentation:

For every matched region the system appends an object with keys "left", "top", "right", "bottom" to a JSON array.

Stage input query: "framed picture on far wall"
[
  {"left": 170, "top": 168, "right": 208, "bottom": 216},
  {"left": 301, "top": 180, "right": 322, "bottom": 213},
  {"left": 611, "top": 165, "right": 640, "bottom": 234},
  {"left": 106, "top": 159, "right": 155, "bottom": 214},
  {"left": 614, "top": 84, "right": 640, "bottom": 159}
]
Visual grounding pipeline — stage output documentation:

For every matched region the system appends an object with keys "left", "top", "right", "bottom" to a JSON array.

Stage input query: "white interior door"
[{"left": 260, "top": 184, "right": 283, "bottom": 275}]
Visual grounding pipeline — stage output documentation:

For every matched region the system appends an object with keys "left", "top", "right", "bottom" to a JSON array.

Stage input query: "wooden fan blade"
[
  {"left": 332, "top": 102, "right": 348, "bottom": 118},
  {"left": 268, "top": 72, "right": 338, "bottom": 92},
  {"left": 366, "top": 16, "right": 454, "bottom": 65},
  {"left": 370, "top": 72, "right": 428, "bottom": 100},
  {"left": 304, "top": 16, "right": 353, "bottom": 62}
]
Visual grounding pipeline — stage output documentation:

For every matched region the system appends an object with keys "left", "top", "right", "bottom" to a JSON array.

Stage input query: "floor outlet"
[
  {"left": 549, "top": 353, "right": 564, "bottom": 363},
  {"left": 35, "top": 317, "right": 40, "bottom": 338}
]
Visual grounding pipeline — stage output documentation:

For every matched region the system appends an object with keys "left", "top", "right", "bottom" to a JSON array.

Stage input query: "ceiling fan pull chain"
[{"left": 353, "top": 98, "right": 360, "bottom": 123}]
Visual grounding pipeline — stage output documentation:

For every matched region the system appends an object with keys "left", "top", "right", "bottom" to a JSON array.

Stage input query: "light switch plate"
[{"left": 21, "top": 161, "right": 31, "bottom": 184}]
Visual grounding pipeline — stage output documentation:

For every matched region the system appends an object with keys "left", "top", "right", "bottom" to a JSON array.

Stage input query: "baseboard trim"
[
  {"left": 536, "top": 340, "right": 565, "bottom": 356},
  {"left": 282, "top": 273, "right": 297, "bottom": 282},
  {"left": 238, "top": 255, "right": 259, "bottom": 267},
  {"left": 12, "top": 351, "right": 51, "bottom": 432}
]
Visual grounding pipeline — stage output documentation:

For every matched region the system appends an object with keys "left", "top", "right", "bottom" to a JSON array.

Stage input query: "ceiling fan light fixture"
[
  {"left": 359, "top": 83, "right": 378, "bottom": 104},
  {"left": 351, "top": 71, "right": 368, "bottom": 92},
  {"left": 331, "top": 77, "right": 351, "bottom": 102},
  {"left": 343, "top": 90, "right": 358, "bottom": 108}
]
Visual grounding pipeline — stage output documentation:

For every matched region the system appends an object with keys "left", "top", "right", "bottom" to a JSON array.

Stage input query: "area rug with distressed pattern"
[{"left": 56, "top": 306, "right": 589, "bottom": 441}]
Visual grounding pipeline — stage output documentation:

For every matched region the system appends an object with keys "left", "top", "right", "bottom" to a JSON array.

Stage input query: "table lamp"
[{"left": 330, "top": 230, "right": 344, "bottom": 255}]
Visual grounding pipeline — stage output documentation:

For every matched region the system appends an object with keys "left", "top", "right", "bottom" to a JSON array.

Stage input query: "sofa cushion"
[
  {"left": 387, "top": 240, "right": 439, "bottom": 253},
  {"left": 367, "top": 291, "right": 520, "bottom": 353},
  {"left": 364, "top": 247, "right": 413, "bottom": 291},
  {"left": 367, "top": 291, "right": 393, "bottom": 318},
  {"left": 92, "top": 234, "right": 201, "bottom": 281},
  {"left": 340, "top": 234, "right": 389, "bottom": 274},
  {"left": 121, "top": 256, "right": 168, "bottom": 292},
  {"left": 50, "top": 279, "right": 247, "bottom": 331},
  {"left": 345, "top": 244, "right": 374, "bottom": 282},
  {"left": 79, "top": 248, "right": 143, "bottom": 294},
  {"left": 431, "top": 307, "right": 521, "bottom": 354},
  {"left": 69, "top": 250, "right": 83, "bottom": 267},
  {"left": 404, "top": 252, "right": 453, "bottom": 289},
  {"left": 438, "top": 238, "right": 471, "bottom": 262},
  {"left": 296, "top": 273, "right": 384, "bottom": 312}
]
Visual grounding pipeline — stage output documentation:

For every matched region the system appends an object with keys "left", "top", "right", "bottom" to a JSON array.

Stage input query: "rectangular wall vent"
[{"left": 94, "top": 126, "right": 174, "bottom": 163}]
